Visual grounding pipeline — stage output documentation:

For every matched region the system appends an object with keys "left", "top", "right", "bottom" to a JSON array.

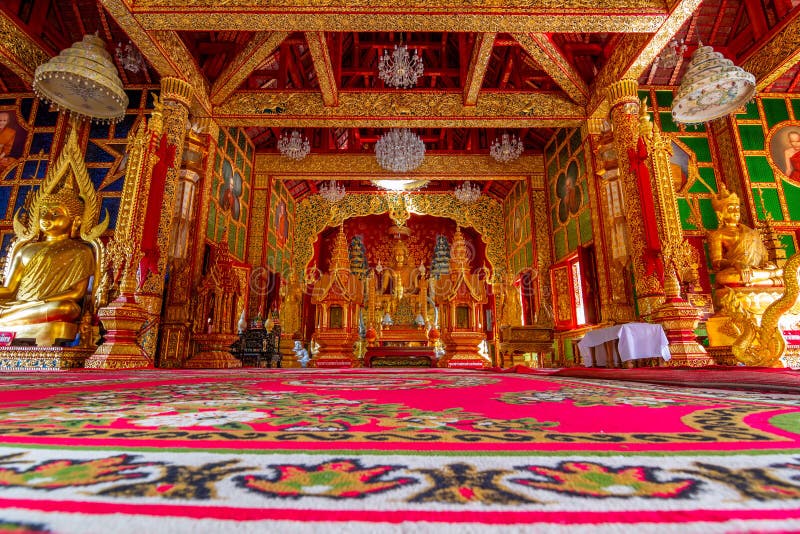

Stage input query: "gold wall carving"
[
  {"left": 294, "top": 193, "right": 505, "bottom": 279},
  {"left": 256, "top": 153, "right": 544, "bottom": 183},
  {"left": 463, "top": 33, "right": 497, "bottom": 106},
  {"left": 513, "top": 33, "right": 589, "bottom": 106},
  {"left": 0, "top": 12, "right": 51, "bottom": 85},
  {"left": 132, "top": 7, "right": 666, "bottom": 34},
  {"left": 211, "top": 31, "right": 289, "bottom": 106},
  {"left": 215, "top": 92, "right": 584, "bottom": 128},
  {"left": 740, "top": 16, "right": 800, "bottom": 90}
]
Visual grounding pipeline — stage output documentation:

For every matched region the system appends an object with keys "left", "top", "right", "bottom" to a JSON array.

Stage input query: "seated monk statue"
[
  {"left": 708, "top": 185, "right": 782, "bottom": 287},
  {"left": 0, "top": 184, "right": 95, "bottom": 342},
  {"left": 381, "top": 239, "right": 422, "bottom": 301}
]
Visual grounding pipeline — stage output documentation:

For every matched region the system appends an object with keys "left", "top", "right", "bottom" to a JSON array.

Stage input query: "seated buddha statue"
[
  {"left": 708, "top": 185, "right": 782, "bottom": 287},
  {"left": 0, "top": 185, "right": 95, "bottom": 343},
  {"left": 381, "top": 240, "right": 422, "bottom": 302}
]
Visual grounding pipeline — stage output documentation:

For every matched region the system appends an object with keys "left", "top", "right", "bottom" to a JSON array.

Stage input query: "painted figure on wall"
[
  {"left": 275, "top": 199, "right": 288, "bottom": 247},
  {"left": 769, "top": 124, "right": 800, "bottom": 182},
  {"left": 0, "top": 110, "right": 27, "bottom": 174},
  {"left": 219, "top": 159, "right": 243, "bottom": 221},
  {"left": 556, "top": 159, "right": 582, "bottom": 224}
]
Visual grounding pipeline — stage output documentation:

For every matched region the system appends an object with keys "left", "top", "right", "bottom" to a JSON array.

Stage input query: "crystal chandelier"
[
  {"left": 379, "top": 44, "right": 424, "bottom": 88},
  {"left": 490, "top": 133, "right": 524, "bottom": 163},
  {"left": 375, "top": 129, "right": 426, "bottom": 172},
  {"left": 278, "top": 130, "right": 311, "bottom": 161},
  {"left": 318, "top": 179, "right": 346, "bottom": 203},
  {"left": 115, "top": 41, "right": 145, "bottom": 73},
  {"left": 671, "top": 44, "right": 755, "bottom": 125},
  {"left": 454, "top": 181, "right": 481, "bottom": 204},
  {"left": 657, "top": 39, "right": 686, "bottom": 70}
]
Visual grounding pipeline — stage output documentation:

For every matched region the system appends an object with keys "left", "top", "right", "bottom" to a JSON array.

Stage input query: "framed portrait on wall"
[
  {"left": 767, "top": 122, "right": 800, "bottom": 182},
  {"left": 275, "top": 199, "right": 289, "bottom": 246},
  {"left": 0, "top": 108, "right": 29, "bottom": 178}
]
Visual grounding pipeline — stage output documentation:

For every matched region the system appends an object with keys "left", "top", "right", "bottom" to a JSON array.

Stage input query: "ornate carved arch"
[{"left": 293, "top": 193, "right": 505, "bottom": 280}]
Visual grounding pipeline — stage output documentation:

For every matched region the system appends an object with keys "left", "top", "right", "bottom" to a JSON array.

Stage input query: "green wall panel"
[
  {"left": 745, "top": 155, "right": 776, "bottom": 183},
  {"left": 783, "top": 179, "right": 800, "bottom": 221},
  {"left": 554, "top": 228, "right": 566, "bottom": 260},
  {"left": 678, "top": 198, "right": 697, "bottom": 230},
  {"left": 655, "top": 90, "right": 673, "bottom": 108},
  {"left": 682, "top": 137, "right": 712, "bottom": 162},
  {"left": 780, "top": 234, "right": 796, "bottom": 258},
  {"left": 738, "top": 125, "right": 765, "bottom": 150},
  {"left": 659, "top": 112, "right": 679, "bottom": 132},
  {"left": 698, "top": 198, "right": 718, "bottom": 231},
  {"left": 762, "top": 99, "right": 790, "bottom": 128},
  {"left": 753, "top": 187, "right": 783, "bottom": 221},
  {"left": 736, "top": 101, "right": 760, "bottom": 120},
  {"left": 793, "top": 99, "right": 800, "bottom": 122}
]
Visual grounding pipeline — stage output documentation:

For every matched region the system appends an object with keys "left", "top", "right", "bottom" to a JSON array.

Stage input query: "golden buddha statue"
[
  {"left": 381, "top": 239, "right": 422, "bottom": 302},
  {"left": 0, "top": 128, "right": 106, "bottom": 346},
  {"left": 708, "top": 185, "right": 782, "bottom": 287}
]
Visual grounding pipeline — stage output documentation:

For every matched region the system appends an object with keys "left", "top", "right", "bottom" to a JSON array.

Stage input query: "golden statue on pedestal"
[
  {"left": 0, "top": 128, "right": 106, "bottom": 346},
  {"left": 708, "top": 185, "right": 782, "bottom": 287},
  {"left": 380, "top": 239, "right": 423, "bottom": 314}
]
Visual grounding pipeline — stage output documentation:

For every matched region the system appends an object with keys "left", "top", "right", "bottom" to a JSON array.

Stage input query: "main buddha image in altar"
[
  {"left": 708, "top": 185, "right": 782, "bottom": 287},
  {"left": 380, "top": 239, "right": 423, "bottom": 303}
]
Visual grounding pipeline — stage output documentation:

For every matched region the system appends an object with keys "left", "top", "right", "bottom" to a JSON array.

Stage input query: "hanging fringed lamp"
[
  {"left": 671, "top": 44, "right": 755, "bottom": 126},
  {"left": 33, "top": 34, "right": 128, "bottom": 123}
]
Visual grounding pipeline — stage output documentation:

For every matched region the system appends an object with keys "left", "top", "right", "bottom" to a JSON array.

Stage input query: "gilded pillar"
[
  {"left": 158, "top": 122, "right": 211, "bottom": 368},
  {"left": 136, "top": 77, "right": 193, "bottom": 362},
  {"left": 585, "top": 117, "right": 616, "bottom": 323},
  {"left": 606, "top": 79, "right": 664, "bottom": 317}
]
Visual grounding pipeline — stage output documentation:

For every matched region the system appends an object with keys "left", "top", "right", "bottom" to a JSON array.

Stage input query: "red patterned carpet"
[{"left": 0, "top": 368, "right": 799, "bottom": 533}]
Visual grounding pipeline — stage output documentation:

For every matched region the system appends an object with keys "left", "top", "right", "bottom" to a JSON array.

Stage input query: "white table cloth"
[{"left": 577, "top": 323, "right": 671, "bottom": 367}]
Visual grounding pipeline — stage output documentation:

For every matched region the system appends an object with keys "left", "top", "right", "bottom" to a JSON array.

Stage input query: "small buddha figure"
[
  {"left": 708, "top": 185, "right": 782, "bottom": 287},
  {"left": 381, "top": 240, "right": 422, "bottom": 301},
  {"left": 0, "top": 185, "right": 95, "bottom": 330}
]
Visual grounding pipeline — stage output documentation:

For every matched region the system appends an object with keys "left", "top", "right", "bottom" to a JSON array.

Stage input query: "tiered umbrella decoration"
[
  {"left": 33, "top": 33, "right": 128, "bottom": 123},
  {"left": 671, "top": 44, "right": 755, "bottom": 126}
]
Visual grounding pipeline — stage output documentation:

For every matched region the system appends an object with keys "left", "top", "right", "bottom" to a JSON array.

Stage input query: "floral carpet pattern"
[{"left": 0, "top": 368, "right": 799, "bottom": 533}]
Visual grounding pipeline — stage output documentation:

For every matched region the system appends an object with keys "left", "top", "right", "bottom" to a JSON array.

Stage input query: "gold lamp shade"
[
  {"left": 671, "top": 44, "right": 755, "bottom": 125},
  {"left": 33, "top": 34, "right": 128, "bottom": 123}
]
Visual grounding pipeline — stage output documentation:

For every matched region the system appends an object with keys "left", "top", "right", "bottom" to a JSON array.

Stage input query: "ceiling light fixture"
[
  {"left": 656, "top": 39, "right": 686, "bottom": 70},
  {"left": 378, "top": 43, "right": 424, "bottom": 88},
  {"left": 490, "top": 133, "right": 524, "bottom": 163},
  {"left": 277, "top": 130, "right": 311, "bottom": 161},
  {"left": 453, "top": 181, "right": 481, "bottom": 204},
  {"left": 375, "top": 129, "right": 426, "bottom": 173},
  {"left": 318, "top": 179, "right": 346, "bottom": 203}
]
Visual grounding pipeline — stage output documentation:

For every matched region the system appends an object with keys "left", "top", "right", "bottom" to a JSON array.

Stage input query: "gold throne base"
[
  {"left": 707, "top": 286, "right": 784, "bottom": 347},
  {"left": 0, "top": 345, "right": 94, "bottom": 371}
]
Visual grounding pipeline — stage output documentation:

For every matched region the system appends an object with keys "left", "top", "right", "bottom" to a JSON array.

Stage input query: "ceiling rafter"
[
  {"left": 0, "top": 10, "right": 51, "bottom": 88},
  {"left": 463, "top": 33, "right": 496, "bottom": 106},
  {"left": 739, "top": 9, "right": 800, "bottom": 90},
  {"left": 149, "top": 30, "right": 211, "bottom": 113},
  {"left": 305, "top": 32, "right": 339, "bottom": 106},
  {"left": 586, "top": 0, "right": 702, "bottom": 114},
  {"left": 210, "top": 31, "right": 288, "bottom": 106},
  {"left": 513, "top": 33, "right": 589, "bottom": 106}
]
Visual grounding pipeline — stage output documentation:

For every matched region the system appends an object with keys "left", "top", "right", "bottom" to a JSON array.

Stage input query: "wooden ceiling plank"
[
  {"left": 463, "top": 32, "right": 496, "bottom": 106},
  {"left": 739, "top": 10, "right": 800, "bottom": 90},
  {"left": 211, "top": 31, "right": 288, "bottom": 105},
  {"left": 513, "top": 33, "right": 589, "bottom": 105},
  {"left": 305, "top": 32, "right": 339, "bottom": 106}
]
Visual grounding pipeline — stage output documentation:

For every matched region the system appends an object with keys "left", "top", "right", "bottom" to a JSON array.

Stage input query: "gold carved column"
[
  {"left": 136, "top": 77, "right": 193, "bottom": 362},
  {"left": 606, "top": 80, "right": 664, "bottom": 317}
]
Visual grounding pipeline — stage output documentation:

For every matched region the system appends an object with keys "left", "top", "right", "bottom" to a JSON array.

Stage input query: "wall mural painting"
[
  {"left": 0, "top": 108, "right": 29, "bottom": 178},
  {"left": 556, "top": 159, "right": 582, "bottom": 224},
  {"left": 768, "top": 122, "right": 800, "bottom": 182},
  {"left": 669, "top": 141, "right": 692, "bottom": 193},
  {"left": 275, "top": 199, "right": 289, "bottom": 247},
  {"left": 219, "top": 159, "right": 243, "bottom": 221}
]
